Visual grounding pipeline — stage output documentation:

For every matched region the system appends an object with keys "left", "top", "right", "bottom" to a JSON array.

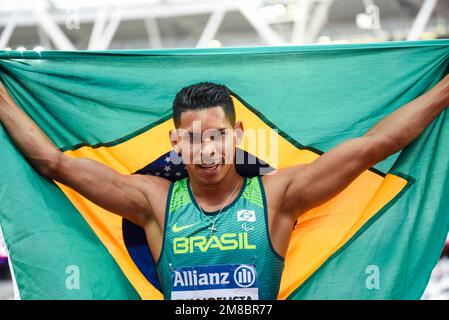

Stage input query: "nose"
[{"left": 201, "top": 139, "right": 218, "bottom": 163}]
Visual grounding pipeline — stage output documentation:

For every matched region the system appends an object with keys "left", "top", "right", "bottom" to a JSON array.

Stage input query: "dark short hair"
[{"left": 172, "top": 82, "right": 235, "bottom": 127}]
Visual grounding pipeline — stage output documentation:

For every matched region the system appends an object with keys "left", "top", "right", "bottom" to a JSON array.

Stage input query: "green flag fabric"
[{"left": 0, "top": 40, "right": 449, "bottom": 299}]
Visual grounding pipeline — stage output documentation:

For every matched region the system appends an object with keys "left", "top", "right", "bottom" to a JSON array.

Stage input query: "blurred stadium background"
[{"left": 1, "top": 0, "right": 449, "bottom": 300}]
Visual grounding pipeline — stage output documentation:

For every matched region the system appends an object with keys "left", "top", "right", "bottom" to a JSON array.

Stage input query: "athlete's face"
[{"left": 170, "top": 106, "right": 243, "bottom": 185}]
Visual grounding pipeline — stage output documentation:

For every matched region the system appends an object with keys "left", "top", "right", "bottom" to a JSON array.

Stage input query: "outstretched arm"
[
  {"left": 269, "top": 74, "right": 449, "bottom": 220},
  {"left": 0, "top": 81, "right": 162, "bottom": 227}
]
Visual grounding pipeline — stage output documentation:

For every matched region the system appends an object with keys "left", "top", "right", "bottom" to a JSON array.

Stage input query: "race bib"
[{"left": 170, "top": 264, "right": 259, "bottom": 300}]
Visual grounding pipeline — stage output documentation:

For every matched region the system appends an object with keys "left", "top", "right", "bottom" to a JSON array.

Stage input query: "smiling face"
[{"left": 170, "top": 106, "right": 243, "bottom": 186}]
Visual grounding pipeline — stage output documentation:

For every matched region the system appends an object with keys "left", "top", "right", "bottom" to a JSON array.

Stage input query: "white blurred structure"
[
  {"left": 0, "top": 0, "right": 448, "bottom": 50},
  {"left": 422, "top": 258, "right": 449, "bottom": 300},
  {"left": 422, "top": 235, "right": 449, "bottom": 300}
]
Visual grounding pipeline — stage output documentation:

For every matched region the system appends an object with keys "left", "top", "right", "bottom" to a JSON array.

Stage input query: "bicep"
[
  {"left": 281, "top": 136, "right": 381, "bottom": 216},
  {"left": 54, "top": 155, "right": 154, "bottom": 227}
]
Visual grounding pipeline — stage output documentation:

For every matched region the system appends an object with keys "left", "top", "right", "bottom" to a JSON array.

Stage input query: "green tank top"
[{"left": 156, "top": 176, "right": 285, "bottom": 300}]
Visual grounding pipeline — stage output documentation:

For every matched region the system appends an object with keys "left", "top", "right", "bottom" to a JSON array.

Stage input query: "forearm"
[
  {"left": 0, "top": 86, "right": 61, "bottom": 176},
  {"left": 365, "top": 74, "right": 449, "bottom": 155}
]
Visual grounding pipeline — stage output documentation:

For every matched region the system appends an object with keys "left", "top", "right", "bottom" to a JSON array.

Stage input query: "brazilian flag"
[{"left": 0, "top": 40, "right": 449, "bottom": 299}]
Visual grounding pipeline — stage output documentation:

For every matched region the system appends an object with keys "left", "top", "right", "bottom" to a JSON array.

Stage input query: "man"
[{"left": 0, "top": 77, "right": 449, "bottom": 300}]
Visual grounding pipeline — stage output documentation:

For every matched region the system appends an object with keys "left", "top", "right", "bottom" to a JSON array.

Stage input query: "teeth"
[{"left": 200, "top": 164, "right": 218, "bottom": 168}]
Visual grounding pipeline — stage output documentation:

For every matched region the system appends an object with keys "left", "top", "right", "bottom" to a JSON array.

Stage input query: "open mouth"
[{"left": 198, "top": 162, "right": 221, "bottom": 175}]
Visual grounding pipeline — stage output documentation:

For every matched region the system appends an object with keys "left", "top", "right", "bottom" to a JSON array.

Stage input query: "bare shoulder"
[
  {"left": 261, "top": 165, "right": 308, "bottom": 213},
  {"left": 133, "top": 174, "right": 171, "bottom": 201},
  {"left": 262, "top": 165, "right": 308, "bottom": 191},
  {"left": 261, "top": 168, "right": 291, "bottom": 212},
  {"left": 130, "top": 174, "right": 172, "bottom": 222},
  {"left": 133, "top": 173, "right": 171, "bottom": 189}
]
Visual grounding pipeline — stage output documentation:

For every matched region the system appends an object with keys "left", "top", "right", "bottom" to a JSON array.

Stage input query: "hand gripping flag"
[{"left": 0, "top": 40, "right": 449, "bottom": 299}]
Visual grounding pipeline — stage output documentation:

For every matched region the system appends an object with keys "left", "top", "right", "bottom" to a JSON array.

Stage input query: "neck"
[{"left": 189, "top": 166, "right": 243, "bottom": 208}]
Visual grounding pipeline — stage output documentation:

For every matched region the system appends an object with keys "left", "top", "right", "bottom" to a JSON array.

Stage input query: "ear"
[
  {"left": 234, "top": 121, "right": 244, "bottom": 145},
  {"left": 169, "top": 129, "right": 180, "bottom": 153}
]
